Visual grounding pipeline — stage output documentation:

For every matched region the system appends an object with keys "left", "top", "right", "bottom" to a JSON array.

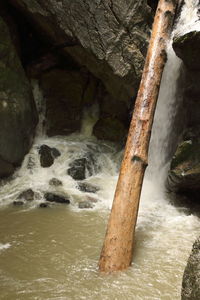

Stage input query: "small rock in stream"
[
  {"left": 49, "top": 178, "right": 63, "bottom": 186},
  {"left": 77, "top": 182, "right": 99, "bottom": 193},
  {"left": 78, "top": 201, "right": 93, "bottom": 209},
  {"left": 44, "top": 192, "right": 70, "bottom": 204},
  {"left": 39, "top": 203, "right": 49, "bottom": 208},
  {"left": 13, "top": 201, "right": 24, "bottom": 206},
  {"left": 38, "top": 145, "right": 61, "bottom": 168},
  {"left": 17, "top": 189, "right": 35, "bottom": 201}
]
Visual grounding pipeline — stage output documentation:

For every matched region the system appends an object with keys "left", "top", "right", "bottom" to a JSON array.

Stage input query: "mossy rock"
[
  {"left": 173, "top": 31, "right": 200, "bottom": 70},
  {"left": 93, "top": 118, "right": 127, "bottom": 143}
]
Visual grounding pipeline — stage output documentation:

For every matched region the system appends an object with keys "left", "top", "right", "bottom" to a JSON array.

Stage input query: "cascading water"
[{"left": 0, "top": 2, "right": 200, "bottom": 299}]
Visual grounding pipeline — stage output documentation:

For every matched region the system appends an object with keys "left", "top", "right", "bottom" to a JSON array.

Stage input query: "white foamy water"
[
  {"left": 0, "top": 2, "right": 200, "bottom": 299},
  {"left": 0, "top": 243, "right": 11, "bottom": 252}
]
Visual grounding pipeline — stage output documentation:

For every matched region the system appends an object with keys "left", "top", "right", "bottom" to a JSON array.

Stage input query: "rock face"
[
  {"left": 168, "top": 138, "right": 200, "bottom": 196},
  {"left": 173, "top": 31, "right": 200, "bottom": 70},
  {"left": 182, "top": 237, "right": 200, "bottom": 300},
  {"left": 9, "top": 0, "right": 151, "bottom": 104},
  {"left": 0, "top": 16, "right": 38, "bottom": 177}
]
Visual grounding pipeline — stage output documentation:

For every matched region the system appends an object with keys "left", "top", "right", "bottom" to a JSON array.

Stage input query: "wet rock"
[
  {"left": 182, "top": 237, "right": 200, "bottom": 300},
  {"left": 78, "top": 201, "right": 93, "bottom": 209},
  {"left": 49, "top": 178, "right": 62, "bottom": 187},
  {"left": 38, "top": 145, "right": 60, "bottom": 168},
  {"left": 13, "top": 200, "right": 24, "bottom": 206},
  {"left": 67, "top": 154, "right": 97, "bottom": 180},
  {"left": 0, "top": 16, "right": 38, "bottom": 178},
  {"left": 0, "top": 158, "right": 15, "bottom": 178},
  {"left": 27, "top": 156, "right": 35, "bottom": 170},
  {"left": 51, "top": 148, "right": 61, "bottom": 158},
  {"left": 93, "top": 118, "right": 127, "bottom": 143},
  {"left": 173, "top": 31, "right": 200, "bottom": 70},
  {"left": 167, "top": 138, "right": 200, "bottom": 197},
  {"left": 9, "top": 0, "right": 152, "bottom": 104},
  {"left": 44, "top": 193, "right": 70, "bottom": 204},
  {"left": 39, "top": 202, "right": 49, "bottom": 208},
  {"left": 17, "top": 189, "right": 35, "bottom": 201},
  {"left": 77, "top": 182, "right": 99, "bottom": 193}
]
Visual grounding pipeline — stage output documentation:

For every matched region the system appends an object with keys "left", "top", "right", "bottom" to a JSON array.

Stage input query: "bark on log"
[{"left": 99, "top": 0, "right": 179, "bottom": 273}]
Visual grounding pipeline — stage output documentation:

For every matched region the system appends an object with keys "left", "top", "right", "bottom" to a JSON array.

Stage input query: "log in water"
[{"left": 0, "top": 1, "right": 200, "bottom": 299}]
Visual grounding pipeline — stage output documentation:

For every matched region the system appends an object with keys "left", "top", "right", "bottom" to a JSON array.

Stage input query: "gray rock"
[
  {"left": 9, "top": 0, "right": 152, "bottom": 104},
  {"left": 67, "top": 153, "right": 97, "bottom": 180},
  {"left": 0, "top": 16, "right": 38, "bottom": 178},
  {"left": 17, "top": 189, "right": 35, "bottom": 201},
  {"left": 77, "top": 182, "right": 99, "bottom": 193},
  {"left": 182, "top": 237, "right": 200, "bottom": 300},
  {"left": 44, "top": 192, "right": 70, "bottom": 204},
  {"left": 49, "top": 178, "right": 63, "bottom": 186},
  {"left": 78, "top": 201, "right": 93, "bottom": 209}
]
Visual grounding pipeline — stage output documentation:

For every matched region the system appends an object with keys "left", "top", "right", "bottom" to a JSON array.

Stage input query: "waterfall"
[{"left": 0, "top": 2, "right": 200, "bottom": 300}]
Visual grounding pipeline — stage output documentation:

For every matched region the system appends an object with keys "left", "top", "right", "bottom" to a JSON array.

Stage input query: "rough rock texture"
[
  {"left": 182, "top": 237, "right": 200, "bottom": 300},
  {"left": 168, "top": 138, "right": 200, "bottom": 195},
  {"left": 0, "top": 16, "right": 38, "bottom": 177},
  {"left": 9, "top": 0, "right": 152, "bottom": 104},
  {"left": 173, "top": 31, "right": 200, "bottom": 70}
]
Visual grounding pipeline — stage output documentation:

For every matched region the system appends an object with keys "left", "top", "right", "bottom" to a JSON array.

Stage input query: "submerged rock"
[
  {"left": 17, "top": 189, "right": 35, "bottom": 201},
  {"left": 13, "top": 200, "right": 24, "bottom": 206},
  {"left": 182, "top": 237, "right": 200, "bottom": 300},
  {"left": 44, "top": 193, "right": 70, "bottom": 204},
  {"left": 49, "top": 178, "right": 63, "bottom": 187},
  {"left": 77, "top": 182, "right": 99, "bottom": 193},
  {"left": 39, "top": 203, "right": 49, "bottom": 208},
  {"left": 38, "top": 145, "right": 60, "bottom": 168},
  {"left": 0, "top": 16, "right": 38, "bottom": 178},
  {"left": 78, "top": 201, "right": 93, "bottom": 209}
]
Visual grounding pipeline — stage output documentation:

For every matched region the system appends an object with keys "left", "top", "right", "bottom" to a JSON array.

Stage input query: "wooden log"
[{"left": 99, "top": 0, "right": 179, "bottom": 272}]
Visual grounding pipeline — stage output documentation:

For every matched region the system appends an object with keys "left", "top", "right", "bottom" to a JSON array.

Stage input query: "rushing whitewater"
[{"left": 0, "top": 1, "right": 200, "bottom": 299}]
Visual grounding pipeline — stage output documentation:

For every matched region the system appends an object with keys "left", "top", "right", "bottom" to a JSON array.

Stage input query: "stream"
[{"left": 0, "top": 1, "right": 200, "bottom": 299}]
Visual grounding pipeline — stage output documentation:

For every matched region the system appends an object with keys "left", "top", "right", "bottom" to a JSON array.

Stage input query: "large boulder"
[
  {"left": 0, "top": 16, "right": 38, "bottom": 177},
  {"left": 167, "top": 135, "right": 200, "bottom": 197},
  {"left": 182, "top": 237, "right": 200, "bottom": 300},
  {"left": 9, "top": 0, "right": 152, "bottom": 104},
  {"left": 173, "top": 31, "right": 200, "bottom": 70}
]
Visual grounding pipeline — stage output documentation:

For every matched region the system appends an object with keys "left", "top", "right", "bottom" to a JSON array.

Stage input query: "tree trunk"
[{"left": 99, "top": 0, "right": 179, "bottom": 273}]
